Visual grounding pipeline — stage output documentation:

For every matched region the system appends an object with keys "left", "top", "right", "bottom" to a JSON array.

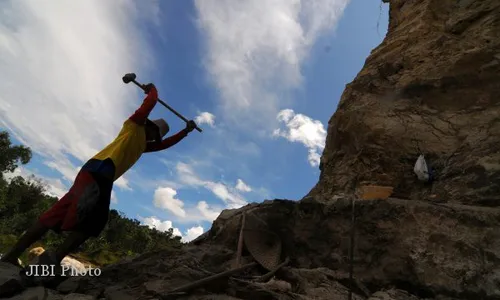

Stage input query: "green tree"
[{"left": 0, "top": 131, "right": 32, "bottom": 174}]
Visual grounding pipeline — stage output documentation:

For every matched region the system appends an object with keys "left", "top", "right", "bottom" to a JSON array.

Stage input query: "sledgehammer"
[{"left": 122, "top": 73, "right": 203, "bottom": 132}]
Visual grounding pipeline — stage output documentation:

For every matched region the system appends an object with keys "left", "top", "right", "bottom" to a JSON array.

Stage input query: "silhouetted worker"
[{"left": 1, "top": 83, "right": 197, "bottom": 268}]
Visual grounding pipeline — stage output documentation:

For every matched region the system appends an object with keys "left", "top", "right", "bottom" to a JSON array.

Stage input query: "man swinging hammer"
[{"left": 0, "top": 83, "right": 197, "bottom": 268}]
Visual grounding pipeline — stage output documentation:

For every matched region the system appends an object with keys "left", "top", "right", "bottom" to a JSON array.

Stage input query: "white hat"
[{"left": 152, "top": 119, "right": 169, "bottom": 137}]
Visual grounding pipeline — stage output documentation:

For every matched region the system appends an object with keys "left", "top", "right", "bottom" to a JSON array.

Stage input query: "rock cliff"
[
  {"left": 2, "top": 0, "right": 500, "bottom": 299},
  {"left": 310, "top": 0, "right": 500, "bottom": 206}
]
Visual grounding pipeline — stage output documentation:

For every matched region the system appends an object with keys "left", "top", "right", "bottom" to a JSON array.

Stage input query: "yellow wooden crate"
[{"left": 359, "top": 185, "right": 393, "bottom": 200}]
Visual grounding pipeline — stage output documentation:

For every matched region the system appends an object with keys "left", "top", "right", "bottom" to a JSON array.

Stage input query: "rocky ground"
[
  {"left": 2, "top": 0, "right": 499, "bottom": 299},
  {"left": 2, "top": 197, "right": 500, "bottom": 299}
]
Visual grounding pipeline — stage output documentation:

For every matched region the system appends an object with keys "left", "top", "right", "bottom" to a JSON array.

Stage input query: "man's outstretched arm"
[
  {"left": 129, "top": 84, "right": 158, "bottom": 124},
  {"left": 144, "top": 129, "right": 188, "bottom": 153},
  {"left": 144, "top": 120, "right": 197, "bottom": 153}
]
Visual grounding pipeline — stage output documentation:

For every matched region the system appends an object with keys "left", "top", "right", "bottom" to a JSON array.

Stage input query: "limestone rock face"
[{"left": 309, "top": 0, "right": 500, "bottom": 206}]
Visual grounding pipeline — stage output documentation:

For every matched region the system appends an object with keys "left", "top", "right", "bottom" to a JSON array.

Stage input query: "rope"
[{"left": 348, "top": 196, "right": 356, "bottom": 300}]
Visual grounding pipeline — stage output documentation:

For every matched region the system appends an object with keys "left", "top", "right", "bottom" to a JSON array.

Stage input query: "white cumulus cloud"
[
  {"left": 111, "top": 191, "right": 118, "bottom": 204},
  {"left": 153, "top": 187, "right": 186, "bottom": 218},
  {"left": 0, "top": 0, "right": 159, "bottom": 191},
  {"left": 182, "top": 226, "right": 204, "bottom": 242},
  {"left": 176, "top": 162, "right": 247, "bottom": 209},
  {"left": 115, "top": 176, "right": 132, "bottom": 191},
  {"left": 204, "top": 181, "right": 247, "bottom": 209},
  {"left": 141, "top": 216, "right": 183, "bottom": 237},
  {"left": 195, "top": 112, "right": 216, "bottom": 127},
  {"left": 196, "top": 201, "right": 221, "bottom": 221},
  {"left": 235, "top": 179, "right": 252, "bottom": 192},
  {"left": 273, "top": 109, "right": 327, "bottom": 167},
  {"left": 195, "top": 0, "right": 350, "bottom": 127},
  {"left": 141, "top": 216, "right": 204, "bottom": 243}
]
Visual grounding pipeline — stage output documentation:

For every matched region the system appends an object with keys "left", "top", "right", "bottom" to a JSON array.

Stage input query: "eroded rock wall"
[
  {"left": 310, "top": 0, "right": 500, "bottom": 206},
  {"left": 205, "top": 198, "right": 500, "bottom": 299}
]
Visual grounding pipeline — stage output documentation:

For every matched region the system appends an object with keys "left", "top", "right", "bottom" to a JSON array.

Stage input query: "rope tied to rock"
[{"left": 348, "top": 195, "right": 356, "bottom": 300}]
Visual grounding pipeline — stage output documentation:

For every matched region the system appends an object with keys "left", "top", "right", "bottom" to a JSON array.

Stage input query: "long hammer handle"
[{"left": 131, "top": 80, "right": 203, "bottom": 133}]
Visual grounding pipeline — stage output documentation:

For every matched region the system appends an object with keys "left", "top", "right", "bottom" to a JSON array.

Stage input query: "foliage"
[
  {"left": 0, "top": 131, "right": 31, "bottom": 174},
  {"left": 0, "top": 130, "right": 182, "bottom": 266}
]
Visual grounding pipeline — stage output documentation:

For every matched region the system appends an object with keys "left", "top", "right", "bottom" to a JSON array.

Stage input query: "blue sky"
[{"left": 0, "top": 0, "right": 388, "bottom": 242}]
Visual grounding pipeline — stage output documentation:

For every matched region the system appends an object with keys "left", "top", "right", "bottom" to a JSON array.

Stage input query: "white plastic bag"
[{"left": 414, "top": 154, "right": 429, "bottom": 182}]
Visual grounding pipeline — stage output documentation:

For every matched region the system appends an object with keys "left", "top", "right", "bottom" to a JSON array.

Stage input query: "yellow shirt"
[{"left": 92, "top": 119, "right": 146, "bottom": 181}]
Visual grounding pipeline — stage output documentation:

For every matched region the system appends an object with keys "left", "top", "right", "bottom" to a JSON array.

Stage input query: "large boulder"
[
  {"left": 0, "top": 262, "right": 25, "bottom": 297},
  {"left": 209, "top": 198, "right": 500, "bottom": 298},
  {"left": 0, "top": 253, "right": 24, "bottom": 268},
  {"left": 3, "top": 286, "right": 47, "bottom": 300}
]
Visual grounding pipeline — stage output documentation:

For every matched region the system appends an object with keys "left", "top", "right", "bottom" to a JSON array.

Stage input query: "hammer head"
[{"left": 122, "top": 73, "right": 137, "bottom": 84}]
